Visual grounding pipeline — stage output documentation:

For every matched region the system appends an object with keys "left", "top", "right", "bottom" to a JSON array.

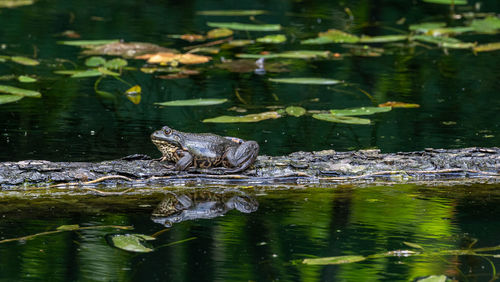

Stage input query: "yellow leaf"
[{"left": 180, "top": 34, "right": 205, "bottom": 42}]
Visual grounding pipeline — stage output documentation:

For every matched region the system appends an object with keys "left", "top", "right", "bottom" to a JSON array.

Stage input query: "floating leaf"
[
  {"left": 302, "top": 29, "right": 359, "bottom": 44},
  {"left": 203, "top": 111, "right": 281, "bottom": 123},
  {"left": 97, "top": 67, "right": 120, "bottom": 76},
  {"left": 180, "top": 34, "right": 205, "bottom": 42},
  {"left": 440, "top": 41, "right": 475, "bottom": 49},
  {"left": 422, "top": 0, "right": 466, "bottom": 4},
  {"left": 403, "top": 242, "right": 424, "bottom": 249},
  {"left": 81, "top": 42, "right": 178, "bottom": 58},
  {"left": 474, "top": 42, "right": 500, "bottom": 52},
  {"left": 303, "top": 255, "right": 366, "bottom": 265},
  {"left": 85, "top": 56, "right": 106, "bottom": 67},
  {"left": 0, "top": 95, "right": 23, "bottom": 105},
  {"left": 70, "top": 69, "right": 103, "bottom": 78},
  {"left": 56, "top": 224, "right": 80, "bottom": 231},
  {"left": 312, "top": 113, "right": 371, "bottom": 125},
  {"left": 155, "top": 98, "right": 227, "bottom": 106},
  {"left": 269, "top": 77, "right": 341, "bottom": 85},
  {"left": 256, "top": 34, "right": 286, "bottom": 44},
  {"left": 108, "top": 234, "right": 154, "bottom": 253},
  {"left": 18, "top": 75, "right": 36, "bottom": 83},
  {"left": 412, "top": 35, "right": 462, "bottom": 45},
  {"left": 415, "top": 275, "right": 449, "bottom": 282},
  {"left": 0, "top": 85, "right": 41, "bottom": 97},
  {"left": 216, "top": 59, "right": 289, "bottom": 73},
  {"left": 197, "top": 10, "right": 266, "bottom": 16},
  {"left": 409, "top": 22, "right": 447, "bottom": 33},
  {"left": 104, "top": 58, "right": 128, "bottom": 69},
  {"left": 237, "top": 50, "right": 331, "bottom": 59},
  {"left": 206, "top": 28, "right": 233, "bottom": 39},
  {"left": 136, "top": 52, "right": 211, "bottom": 65},
  {"left": 470, "top": 16, "right": 500, "bottom": 34},
  {"left": 10, "top": 56, "right": 39, "bottom": 66},
  {"left": 285, "top": 106, "right": 306, "bottom": 117},
  {"left": 425, "top": 26, "right": 474, "bottom": 36},
  {"left": 358, "top": 35, "right": 407, "bottom": 43},
  {"left": 58, "top": 39, "right": 120, "bottom": 46},
  {"left": 125, "top": 85, "right": 141, "bottom": 104},
  {"left": 378, "top": 101, "right": 420, "bottom": 108},
  {"left": 222, "top": 40, "right": 255, "bottom": 48},
  {"left": 0, "top": 0, "right": 34, "bottom": 8},
  {"left": 330, "top": 106, "right": 392, "bottom": 116},
  {"left": 207, "top": 22, "right": 281, "bottom": 31},
  {"left": 301, "top": 36, "right": 340, "bottom": 45}
]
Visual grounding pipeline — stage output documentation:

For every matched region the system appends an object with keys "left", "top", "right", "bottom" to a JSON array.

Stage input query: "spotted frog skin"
[{"left": 151, "top": 126, "right": 259, "bottom": 173}]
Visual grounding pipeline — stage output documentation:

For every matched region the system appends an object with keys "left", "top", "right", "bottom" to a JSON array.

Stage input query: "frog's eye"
[{"left": 163, "top": 127, "right": 172, "bottom": 135}]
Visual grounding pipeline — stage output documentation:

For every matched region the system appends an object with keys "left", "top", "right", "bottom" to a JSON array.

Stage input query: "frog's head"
[{"left": 151, "top": 126, "right": 186, "bottom": 158}]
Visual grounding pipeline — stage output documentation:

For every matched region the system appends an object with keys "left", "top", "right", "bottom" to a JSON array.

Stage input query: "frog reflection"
[{"left": 151, "top": 191, "right": 258, "bottom": 227}]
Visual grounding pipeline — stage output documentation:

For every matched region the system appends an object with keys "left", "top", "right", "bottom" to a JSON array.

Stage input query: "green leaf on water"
[
  {"left": 104, "top": 58, "right": 127, "bottom": 69},
  {"left": 0, "top": 95, "right": 23, "bottom": 105},
  {"left": 312, "top": 113, "right": 371, "bottom": 125},
  {"left": 109, "top": 234, "right": 154, "bottom": 253},
  {"left": 425, "top": 26, "right": 474, "bottom": 36},
  {"left": 207, "top": 22, "right": 281, "bottom": 31},
  {"left": 237, "top": 50, "right": 331, "bottom": 59},
  {"left": 18, "top": 75, "right": 37, "bottom": 83},
  {"left": 330, "top": 106, "right": 392, "bottom": 116},
  {"left": 70, "top": 69, "right": 103, "bottom": 78},
  {"left": 474, "top": 42, "right": 500, "bottom": 52},
  {"left": 358, "top": 34, "right": 408, "bottom": 43},
  {"left": 58, "top": 39, "right": 120, "bottom": 46},
  {"left": 197, "top": 10, "right": 267, "bottom": 16},
  {"left": 269, "top": 77, "right": 341, "bottom": 85},
  {"left": 97, "top": 67, "right": 120, "bottom": 76},
  {"left": 302, "top": 29, "right": 359, "bottom": 44},
  {"left": 10, "top": 56, "right": 39, "bottom": 66},
  {"left": 412, "top": 35, "right": 462, "bottom": 45},
  {"left": 0, "top": 85, "right": 41, "bottom": 97},
  {"left": 156, "top": 98, "right": 228, "bottom": 106},
  {"left": 470, "top": 16, "right": 500, "bottom": 34},
  {"left": 206, "top": 28, "right": 233, "bottom": 39},
  {"left": 85, "top": 56, "right": 106, "bottom": 67},
  {"left": 56, "top": 224, "right": 80, "bottom": 231},
  {"left": 285, "top": 106, "right": 306, "bottom": 117},
  {"left": 203, "top": 111, "right": 281, "bottom": 123},
  {"left": 409, "top": 22, "right": 447, "bottom": 33},
  {"left": 422, "top": 0, "right": 466, "bottom": 5},
  {"left": 256, "top": 34, "right": 287, "bottom": 44},
  {"left": 403, "top": 241, "right": 424, "bottom": 249},
  {"left": 302, "top": 255, "right": 366, "bottom": 265}
]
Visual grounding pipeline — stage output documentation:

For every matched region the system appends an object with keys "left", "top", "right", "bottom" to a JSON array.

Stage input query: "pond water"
[
  {"left": 0, "top": 0, "right": 498, "bottom": 161},
  {"left": 0, "top": 0, "right": 499, "bottom": 281},
  {"left": 1, "top": 185, "right": 500, "bottom": 281}
]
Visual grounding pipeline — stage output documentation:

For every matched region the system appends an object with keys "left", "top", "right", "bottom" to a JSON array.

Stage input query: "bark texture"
[{"left": 1, "top": 147, "right": 499, "bottom": 188}]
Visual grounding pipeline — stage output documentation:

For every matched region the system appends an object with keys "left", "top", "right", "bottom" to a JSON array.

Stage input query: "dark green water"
[
  {"left": 0, "top": 0, "right": 499, "bottom": 281},
  {"left": 0, "top": 0, "right": 499, "bottom": 161},
  {"left": 1, "top": 185, "right": 500, "bottom": 281}
]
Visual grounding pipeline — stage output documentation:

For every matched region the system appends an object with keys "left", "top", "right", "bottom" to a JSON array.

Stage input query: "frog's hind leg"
[
  {"left": 225, "top": 141, "right": 259, "bottom": 173},
  {"left": 174, "top": 152, "right": 194, "bottom": 171}
]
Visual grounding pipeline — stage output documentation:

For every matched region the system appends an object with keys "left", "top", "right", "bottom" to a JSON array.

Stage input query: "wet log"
[{"left": 0, "top": 147, "right": 499, "bottom": 189}]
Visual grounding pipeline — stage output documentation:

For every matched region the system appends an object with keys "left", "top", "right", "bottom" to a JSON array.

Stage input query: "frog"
[{"left": 151, "top": 126, "right": 259, "bottom": 173}]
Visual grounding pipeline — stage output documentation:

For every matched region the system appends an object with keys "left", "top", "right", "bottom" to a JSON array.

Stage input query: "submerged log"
[{"left": 0, "top": 147, "right": 499, "bottom": 188}]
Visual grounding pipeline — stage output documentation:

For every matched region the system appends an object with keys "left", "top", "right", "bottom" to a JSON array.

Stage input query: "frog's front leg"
[
  {"left": 174, "top": 151, "right": 194, "bottom": 171},
  {"left": 225, "top": 141, "right": 259, "bottom": 173}
]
